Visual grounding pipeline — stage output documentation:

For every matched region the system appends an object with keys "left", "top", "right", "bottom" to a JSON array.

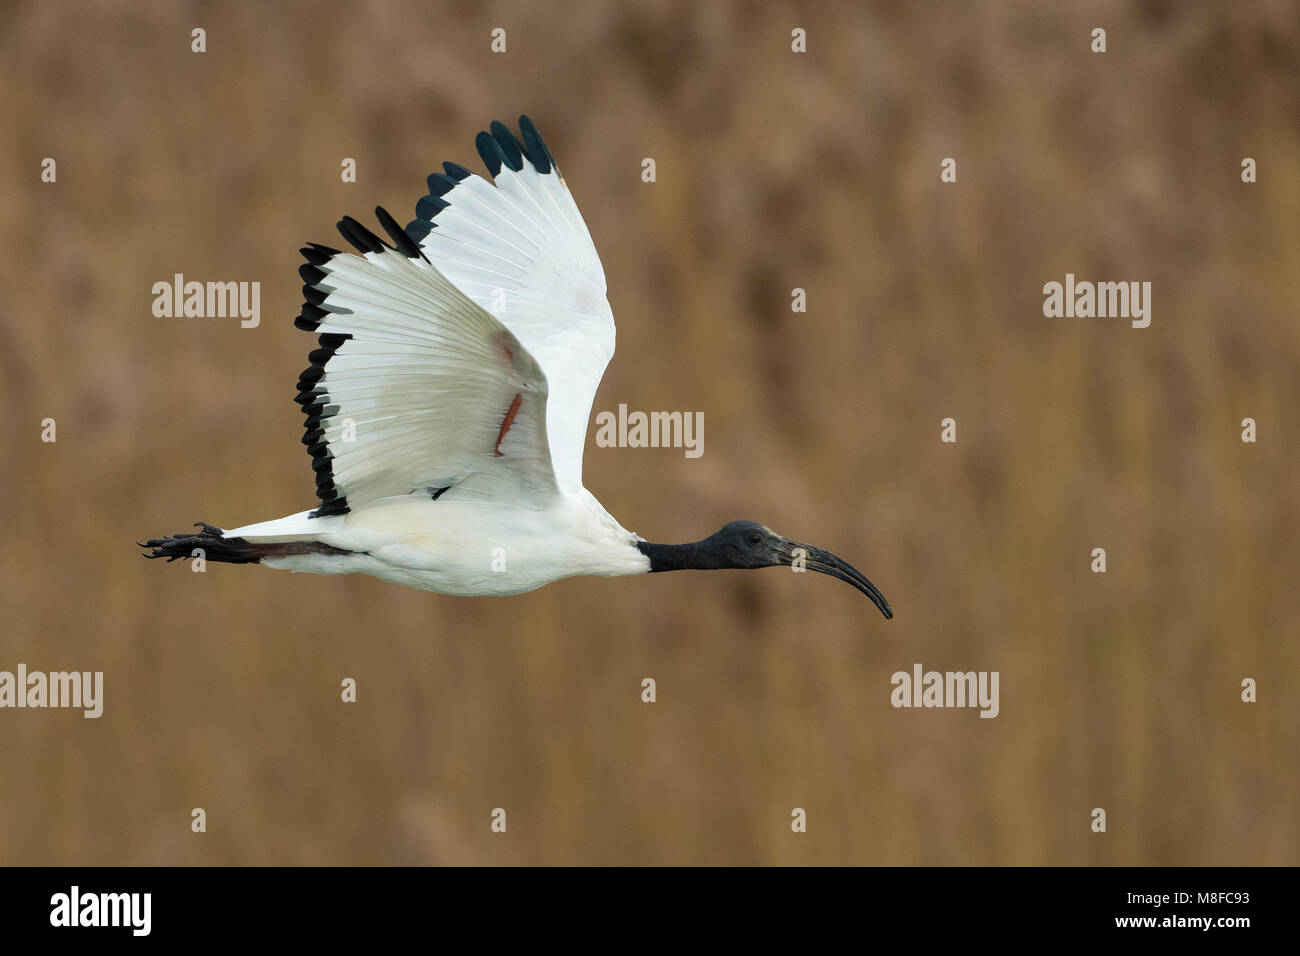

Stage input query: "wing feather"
[
  {"left": 404, "top": 115, "right": 615, "bottom": 494},
  {"left": 295, "top": 217, "right": 555, "bottom": 516}
]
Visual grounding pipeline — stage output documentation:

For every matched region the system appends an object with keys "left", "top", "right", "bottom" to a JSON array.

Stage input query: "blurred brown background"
[{"left": 1, "top": 0, "right": 1296, "bottom": 865}]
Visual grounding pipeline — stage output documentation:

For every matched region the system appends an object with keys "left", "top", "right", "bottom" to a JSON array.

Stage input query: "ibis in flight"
[{"left": 142, "top": 116, "right": 893, "bottom": 619}]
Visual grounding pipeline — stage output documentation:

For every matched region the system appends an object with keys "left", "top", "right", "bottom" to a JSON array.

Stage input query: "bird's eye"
[{"left": 748, "top": 532, "right": 762, "bottom": 545}]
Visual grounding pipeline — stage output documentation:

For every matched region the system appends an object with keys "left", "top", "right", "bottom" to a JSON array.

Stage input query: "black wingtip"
[
  {"left": 415, "top": 195, "right": 450, "bottom": 220},
  {"left": 405, "top": 219, "right": 435, "bottom": 243},
  {"left": 375, "top": 205, "right": 423, "bottom": 258},
  {"left": 296, "top": 327, "right": 351, "bottom": 518},
  {"left": 475, "top": 130, "right": 505, "bottom": 177},
  {"left": 299, "top": 262, "right": 328, "bottom": 285},
  {"left": 426, "top": 172, "right": 458, "bottom": 197},
  {"left": 296, "top": 301, "right": 328, "bottom": 332},
  {"left": 442, "top": 161, "right": 472, "bottom": 182},
  {"left": 310, "top": 499, "right": 350, "bottom": 519},
  {"left": 407, "top": 170, "right": 463, "bottom": 243},
  {"left": 517, "top": 114, "right": 554, "bottom": 174},
  {"left": 300, "top": 243, "right": 340, "bottom": 267},
  {"left": 337, "top": 215, "right": 386, "bottom": 255},
  {"left": 489, "top": 120, "right": 525, "bottom": 172}
]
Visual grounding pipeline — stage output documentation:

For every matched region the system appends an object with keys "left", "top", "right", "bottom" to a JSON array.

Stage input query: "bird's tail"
[{"left": 140, "top": 522, "right": 350, "bottom": 564}]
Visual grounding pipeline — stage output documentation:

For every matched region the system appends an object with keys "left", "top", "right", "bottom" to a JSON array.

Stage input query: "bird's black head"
[
  {"left": 638, "top": 520, "right": 893, "bottom": 619},
  {"left": 708, "top": 520, "right": 785, "bottom": 568}
]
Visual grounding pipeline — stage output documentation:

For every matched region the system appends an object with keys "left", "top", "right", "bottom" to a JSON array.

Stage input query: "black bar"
[{"left": 0, "top": 866, "right": 1283, "bottom": 941}]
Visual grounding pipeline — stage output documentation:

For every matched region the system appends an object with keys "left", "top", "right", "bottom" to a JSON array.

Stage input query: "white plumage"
[
  {"left": 225, "top": 117, "right": 630, "bottom": 595},
  {"left": 144, "top": 116, "right": 893, "bottom": 618}
]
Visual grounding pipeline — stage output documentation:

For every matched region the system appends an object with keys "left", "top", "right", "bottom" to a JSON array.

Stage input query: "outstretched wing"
[
  {"left": 295, "top": 211, "right": 555, "bottom": 517},
  {"left": 403, "top": 115, "right": 615, "bottom": 495}
]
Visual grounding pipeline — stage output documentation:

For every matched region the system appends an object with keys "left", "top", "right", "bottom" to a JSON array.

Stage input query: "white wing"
[
  {"left": 294, "top": 211, "right": 556, "bottom": 517},
  {"left": 403, "top": 116, "right": 615, "bottom": 495}
]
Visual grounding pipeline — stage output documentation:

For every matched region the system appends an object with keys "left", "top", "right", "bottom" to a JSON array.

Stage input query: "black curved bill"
[{"left": 794, "top": 542, "right": 893, "bottom": 619}]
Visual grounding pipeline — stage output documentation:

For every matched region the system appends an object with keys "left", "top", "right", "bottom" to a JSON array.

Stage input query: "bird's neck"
[{"left": 635, "top": 538, "right": 723, "bottom": 572}]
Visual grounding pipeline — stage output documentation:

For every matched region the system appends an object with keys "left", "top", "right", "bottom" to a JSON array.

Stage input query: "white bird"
[{"left": 142, "top": 116, "right": 893, "bottom": 618}]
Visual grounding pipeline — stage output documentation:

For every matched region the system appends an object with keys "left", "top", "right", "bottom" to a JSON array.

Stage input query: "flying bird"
[{"left": 142, "top": 116, "right": 893, "bottom": 619}]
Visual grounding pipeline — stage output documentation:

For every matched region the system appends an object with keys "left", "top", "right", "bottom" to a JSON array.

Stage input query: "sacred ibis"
[{"left": 141, "top": 116, "right": 893, "bottom": 619}]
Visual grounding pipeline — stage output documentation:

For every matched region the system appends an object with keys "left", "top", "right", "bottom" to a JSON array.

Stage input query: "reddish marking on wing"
[
  {"left": 494, "top": 332, "right": 518, "bottom": 371},
  {"left": 494, "top": 393, "right": 523, "bottom": 457}
]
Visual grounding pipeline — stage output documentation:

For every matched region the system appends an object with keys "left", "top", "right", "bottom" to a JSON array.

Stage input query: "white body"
[{"left": 230, "top": 488, "right": 648, "bottom": 596}]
